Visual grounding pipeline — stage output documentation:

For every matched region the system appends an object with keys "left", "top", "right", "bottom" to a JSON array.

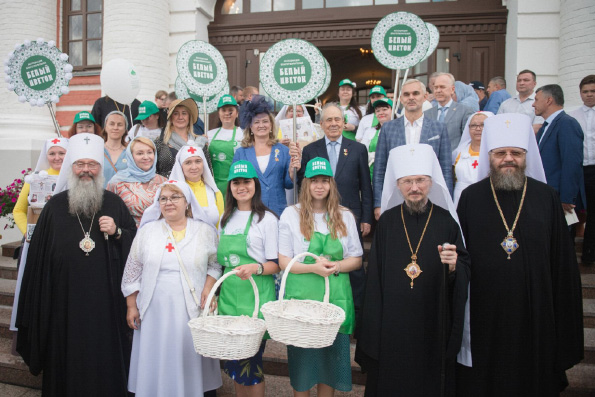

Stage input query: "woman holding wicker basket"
[
  {"left": 217, "top": 160, "right": 280, "bottom": 397},
  {"left": 278, "top": 157, "right": 363, "bottom": 396}
]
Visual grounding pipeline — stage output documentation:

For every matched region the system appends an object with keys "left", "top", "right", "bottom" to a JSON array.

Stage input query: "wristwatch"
[{"left": 256, "top": 263, "right": 264, "bottom": 276}]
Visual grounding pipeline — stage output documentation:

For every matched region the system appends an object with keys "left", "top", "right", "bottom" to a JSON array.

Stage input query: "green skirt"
[{"left": 287, "top": 333, "right": 352, "bottom": 392}]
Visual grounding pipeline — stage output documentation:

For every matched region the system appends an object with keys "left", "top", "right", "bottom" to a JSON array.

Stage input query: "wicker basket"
[
  {"left": 188, "top": 270, "right": 266, "bottom": 360},
  {"left": 260, "top": 252, "right": 346, "bottom": 348}
]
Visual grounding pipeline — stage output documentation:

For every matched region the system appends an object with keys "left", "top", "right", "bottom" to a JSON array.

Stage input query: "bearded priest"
[
  {"left": 356, "top": 143, "right": 470, "bottom": 396},
  {"left": 456, "top": 113, "right": 583, "bottom": 396},
  {"left": 16, "top": 133, "right": 137, "bottom": 396}
]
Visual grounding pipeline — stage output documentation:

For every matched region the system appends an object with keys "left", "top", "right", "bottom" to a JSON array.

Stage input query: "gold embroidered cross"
[{"left": 505, "top": 120, "right": 511, "bottom": 128}]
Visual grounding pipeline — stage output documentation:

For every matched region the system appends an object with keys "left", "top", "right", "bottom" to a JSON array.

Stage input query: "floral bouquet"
[{"left": 0, "top": 168, "right": 32, "bottom": 229}]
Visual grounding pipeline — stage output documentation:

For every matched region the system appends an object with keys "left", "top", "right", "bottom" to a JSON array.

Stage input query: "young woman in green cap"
[
  {"left": 127, "top": 100, "right": 164, "bottom": 141},
  {"left": 335, "top": 79, "right": 363, "bottom": 141},
  {"left": 66, "top": 111, "right": 102, "bottom": 138},
  {"left": 207, "top": 94, "right": 243, "bottom": 196},
  {"left": 279, "top": 157, "right": 363, "bottom": 397},
  {"left": 360, "top": 98, "right": 393, "bottom": 180},
  {"left": 355, "top": 85, "right": 387, "bottom": 141},
  {"left": 217, "top": 160, "right": 279, "bottom": 397}
]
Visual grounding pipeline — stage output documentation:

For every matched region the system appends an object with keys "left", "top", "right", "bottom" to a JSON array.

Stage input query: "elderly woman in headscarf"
[
  {"left": 234, "top": 95, "right": 301, "bottom": 216},
  {"left": 11, "top": 137, "right": 68, "bottom": 331},
  {"left": 452, "top": 111, "right": 494, "bottom": 206},
  {"left": 66, "top": 111, "right": 102, "bottom": 138},
  {"left": 454, "top": 81, "right": 480, "bottom": 112},
  {"left": 154, "top": 98, "right": 202, "bottom": 178},
  {"left": 169, "top": 140, "right": 224, "bottom": 229},
  {"left": 106, "top": 137, "right": 168, "bottom": 227},
  {"left": 123, "top": 180, "right": 222, "bottom": 396},
  {"left": 102, "top": 110, "right": 129, "bottom": 187}
]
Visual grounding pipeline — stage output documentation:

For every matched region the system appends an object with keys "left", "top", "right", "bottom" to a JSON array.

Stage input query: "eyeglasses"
[
  {"left": 469, "top": 123, "right": 484, "bottom": 130},
  {"left": 73, "top": 161, "right": 100, "bottom": 170},
  {"left": 490, "top": 149, "right": 527, "bottom": 159},
  {"left": 158, "top": 195, "right": 184, "bottom": 204},
  {"left": 398, "top": 177, "right": 430, "bottom": 188}
]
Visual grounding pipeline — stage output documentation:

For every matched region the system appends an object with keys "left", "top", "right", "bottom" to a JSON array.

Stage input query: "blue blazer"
[
  {"left": 298, "top": 138, "right": 373, "bottom": 224},
  {"left": 233, "top": 143, "right": 293, "bottom": 216},
  {"left": 537, "top": 110, "right": 586, "bottom": 208},
  {"left": 373, "top": 116, "right": 454, "bottom": 208}
]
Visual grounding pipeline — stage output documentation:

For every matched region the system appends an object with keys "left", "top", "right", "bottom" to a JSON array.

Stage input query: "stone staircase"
[{"left": 0, "top": 239, "right": 594, "bottom": 396}]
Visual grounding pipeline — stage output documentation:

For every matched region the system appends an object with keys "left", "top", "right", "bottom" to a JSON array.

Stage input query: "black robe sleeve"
[{"left": 16, "top": 200, "right": 56, "bottom": 375}]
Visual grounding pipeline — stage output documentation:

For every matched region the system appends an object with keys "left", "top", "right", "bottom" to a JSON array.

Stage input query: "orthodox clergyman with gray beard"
[
  {"left": 455, "top": 114, "right": 584, "bottom": 396},
  {"left": 356, "top": 144, "right": 470, "bottom": 396},
  {"left": 16, "top": 134, "right": 137, "bottom": 396}
]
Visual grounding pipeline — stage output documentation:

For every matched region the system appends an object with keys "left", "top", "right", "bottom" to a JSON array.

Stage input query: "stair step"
[
  {"left": 0, "top": 279, "right": 15, "bottom": 307},
  {"left": 0, "top": 305, "right": 12, "bottom": 339},
  {"left": 582, "top": 274, "right": 595, "bottom": 300},
  {"left": 1, "top": 241, "right": 20, "bottom": 259},
  {"left": 0, "top": 337, "right": 41, "bottom": 389},
  {"left": 564, "top": 363, "right": 595, "bottom": 396},
  {"left": 0, "top": 256, "right": 17, "bottom": 281}
]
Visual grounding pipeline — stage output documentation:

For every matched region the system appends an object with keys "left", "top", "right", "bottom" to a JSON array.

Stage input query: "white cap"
[
  {"left": 381, "top": 144, "right": 459, "bottom": 225},
  {"left": 477, "top": 113, "right": 546, "bottom": 183},
  {"left": 35, "top": 137, "right": 69, "bottom": 172},
  {"left": 169, "top": 141, "right": 219, "bottom": 194},
  {"left": 139, "top": 179, "right": 214, "bottom": 231},
  {"left": 451, "top": 111, "right": 494, "bottom": 165},
  {"left": 54, "top": 133, "right": 105, "bottom": 193}
]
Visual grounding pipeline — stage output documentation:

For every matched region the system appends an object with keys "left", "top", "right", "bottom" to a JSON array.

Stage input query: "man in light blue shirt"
[{"left": 484, "top": 76, "right": 511, "bottom": 114}]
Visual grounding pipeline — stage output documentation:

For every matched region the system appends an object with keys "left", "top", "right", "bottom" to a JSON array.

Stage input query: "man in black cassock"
[
  {"left": 456, "top": 113, "right": 584, "bottom": 396},
  {"left": 356, "top": 144, "right": 470, "bottom": 397},
  {"left": 16, "top": 134, "right": 136, "bottom": 396}
]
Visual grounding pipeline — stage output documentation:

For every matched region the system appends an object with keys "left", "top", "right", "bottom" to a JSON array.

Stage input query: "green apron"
[
  {"left": 368, "top": 127, "right": 381, "bottom": 180},
  {"left": 342, "top": 111, "right": 356, "bottom": 141},
  {"left": 209, "top": 126, "right": 238, "bottom": 197},
  {"left": 371, "top": 114, "right": 379, "bottom": 128},
  {"left": 283, "top": 231, "right": 355, "bottom": 335},
  {"left": 217, "top": 212, "right": 276, "bottom": 330}
]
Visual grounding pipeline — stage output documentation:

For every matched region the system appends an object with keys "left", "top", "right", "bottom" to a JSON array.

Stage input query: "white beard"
[{"left": 68, "top": 171, "right": 105, "bottom": 218}]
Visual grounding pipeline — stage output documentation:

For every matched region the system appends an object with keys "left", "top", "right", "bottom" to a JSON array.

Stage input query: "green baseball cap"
[
  {"left": 305, "top": 157, "right": 334, "bottom": 178},
  {"left": 218, "top": 94, "right": 238, "bottom": 108},
  {"left": 338, "top": 79, "right": 356, "bottom": 88},
  {"left": 73, "top": 111, "right": 96, "bottom": 124},
  {"left": 135, "top": 100, "right": 160, "bottom": 120},
  {"left": 372, "top": 98, "right": 393, "bottom": 109},
  {"left": 228, "top": 160, "right": 259, "bottom": 181},
  {"left": 369, "top": 85, "right": 386, "bottom": 96}
]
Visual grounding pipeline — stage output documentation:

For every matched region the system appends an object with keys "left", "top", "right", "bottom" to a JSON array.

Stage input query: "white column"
[
  {"left": 0, "top": 0, "right": 57, "bottom": 239},
  {"left": 103, "top": 0, "right": 170, "bottom": 101},
  {"left": 558, "top": 0, "right": 595, "bottom": 110}
]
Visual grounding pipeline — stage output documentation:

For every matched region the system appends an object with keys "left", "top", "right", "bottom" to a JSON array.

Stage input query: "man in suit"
[
  {"left": 533, "top": 84, "right": 586, "bottom": 218},
  {"left": 570, "top": 75, "right": 595, "bottom": 262},
  {"left": 299, "top": 103, "right": 373, "bottom": 320},
  {"left": 373, "top": 79, "right": 453, "bottom": 220},
  {"left": 424, "top": 73, "right": 475, "bottom": 150}
]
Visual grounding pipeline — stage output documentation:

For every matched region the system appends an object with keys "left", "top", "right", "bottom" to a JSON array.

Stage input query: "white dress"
[
  {"left": 453, "top": 144, "right": 480, "bottom": 207},
  {"left": 124, "top": 220, "right": 222, "bottom": 396}
]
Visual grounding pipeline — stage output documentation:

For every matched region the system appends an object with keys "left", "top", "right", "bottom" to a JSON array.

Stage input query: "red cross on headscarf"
[
  {"left": 167, "top": 180, "right": 177, "bottom": 184},
  {"left": 187, "top": 147, "right": 197, "bottom": 154},
  {"left": 165, "top": 243, "right": 175, "bottom": 252},
  {"left": 472, "top": 160, "right": 479, "bottom": 169},
  {"left": 51, "top": 138, "right": 60, "bottom": 144}
]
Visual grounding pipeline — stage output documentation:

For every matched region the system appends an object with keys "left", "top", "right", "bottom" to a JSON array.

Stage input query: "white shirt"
[
  {"left": 126, "top": 124, "right": 162, "bottom": 142},
  {"left": 571, "top": 105, "right": 595, "bottom": 165},
  {"left": 404, "top": 114, "right": 424, "bottom": 144},
  {"left": 256, "top": 155, "right": 269, "bottom": 173},
  {"left": 207, "top": 127, "right": 244, "bottom": 144},
  {"left": 221, "top": 210, "right": 279, "bottom": 264},
  {"left": 539, "top": 109, "right": 563, "bottom": 145},
  {"left": 279, "top": 205, "right": 363, "bottom": 260},
  {"left": 497, "top": 92, "right": 545, "bottom": 124},
  {"left": 340, "top": 105, "right": 361, "bottom": 127},
  {"left": 356, "top": 113, "right": 375, "bottom": 141},
  {"left": 360, "top": 126, "right": 380, "bottom": 150}
]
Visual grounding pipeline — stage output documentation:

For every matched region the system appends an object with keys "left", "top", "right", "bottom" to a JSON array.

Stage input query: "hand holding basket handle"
[{"left": 202, "top": 269, "right": 260, "bottom": 319}]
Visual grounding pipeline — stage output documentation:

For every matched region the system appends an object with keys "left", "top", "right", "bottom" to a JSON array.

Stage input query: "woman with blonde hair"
[
  {"left": 107, "top": 136, "right": 167, "bottom": 227},
  {"left": 279, "top": 157, "right": 363, "bottom": 397},
  {"left": 154, "top": 98, "right": 201, "bottom": 178},
  {"left": 234, "top": 95, "right": 300, "bottom": 216}
]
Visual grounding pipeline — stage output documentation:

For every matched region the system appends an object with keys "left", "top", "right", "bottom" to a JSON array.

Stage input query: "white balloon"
[
  {"left": 38, "top": 170, "right": 48, "bottom": 177},
  {"left": 37, "top": 38, "right": 45, "bottom": 45},
  {"left": 4, "top": 75, "right": 11, "bottom": 83},
  {"left": 14, "top": 43, "right": 21, "bottom": 50},
  {"left": 64, "top": 64, "right": 73, "bottom": 73},
  {"left": 100, "top": 58, "right": 140, "bottom": 105},
  {"left": 8, "top": 51, "right": 14, "bottom": 59},
  {"left": 65, "top": 73, "right": 73, "bottom": 81},
  {"left": 37, "top": 98, "right": 46, "bottom": 106},
  {"left": 24, "top": 175, "right": 33, "bottom": 184},
  {"left": 29, "top": 100, "right": 36, "bottom": 107},
  {"left": 3, "top": 59, "right": 8, "bottom": 66},
  {"left": 4, "top": 66, "right": 9, "bottom": 73},
  {"left": 18, "top": 96, "right": 27, "bottom": 103},
  {"left": 48, "top": 40, "right": 56, "bottom": 47},
  {"left": 24, "top": 40, "right": 31, "bottom": 46},
  {"left": 60, "top": 53, "right": 69, "bottom": 61},
  {"left": 7, "top": 83, "right": 14, "bottom": 90},
  {"left": 51, "top": 95, "right": 60, "bottom": 103},
  {"left": 60, "top": 86, "right": 70, "bottom": 94}
]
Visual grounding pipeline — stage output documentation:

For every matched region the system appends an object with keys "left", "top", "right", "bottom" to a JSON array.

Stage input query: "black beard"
[
  {"left": 489, "top": 162, "right": 526, "bottom": 190},
  {"left": 404, "top": 199, "right": 428, "bottom": 215}
]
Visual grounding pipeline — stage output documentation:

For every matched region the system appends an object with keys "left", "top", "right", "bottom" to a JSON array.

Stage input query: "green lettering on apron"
[
  {"left": 209, "top": 126, "right": 238, "bottom": 198},
  {"left": 283, "top": 230, "right": 355, "bottom": 335},
  {"left": 217, "top": 211, "right": 276, "bottom": 339},
  {"left": 368, "top": 126, "right": 381, "bottom": 180}
]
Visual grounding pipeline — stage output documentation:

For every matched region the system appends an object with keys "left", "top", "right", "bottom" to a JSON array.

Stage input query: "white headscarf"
[
  {"left": 381, "top": 144, "right": 459, "bottom": 225},
  {"left": 35, "top": 137, "right": 69, "bottom": 172},
  {"left": 452, "top": 111, "right": 494, "bottom": 164},
  {"left": 169, "top": 140, "right": 219, "bottom": 193},
  {"left": 138, "top": 179, "right": 214, "bottom": 231},
  {"left": 477, "top": 113, "right": 546, "bottom": 183},
  {"left": 275, "top": 104, "right": 305, "bottom": 123},
  {"left": 54, "top": 133, "right": 105, "bottom": 193}
]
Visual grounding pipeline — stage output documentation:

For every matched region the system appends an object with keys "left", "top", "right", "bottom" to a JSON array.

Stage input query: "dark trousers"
[{"left": 583, "top": 165, "right": 595, "bottom": 261}]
